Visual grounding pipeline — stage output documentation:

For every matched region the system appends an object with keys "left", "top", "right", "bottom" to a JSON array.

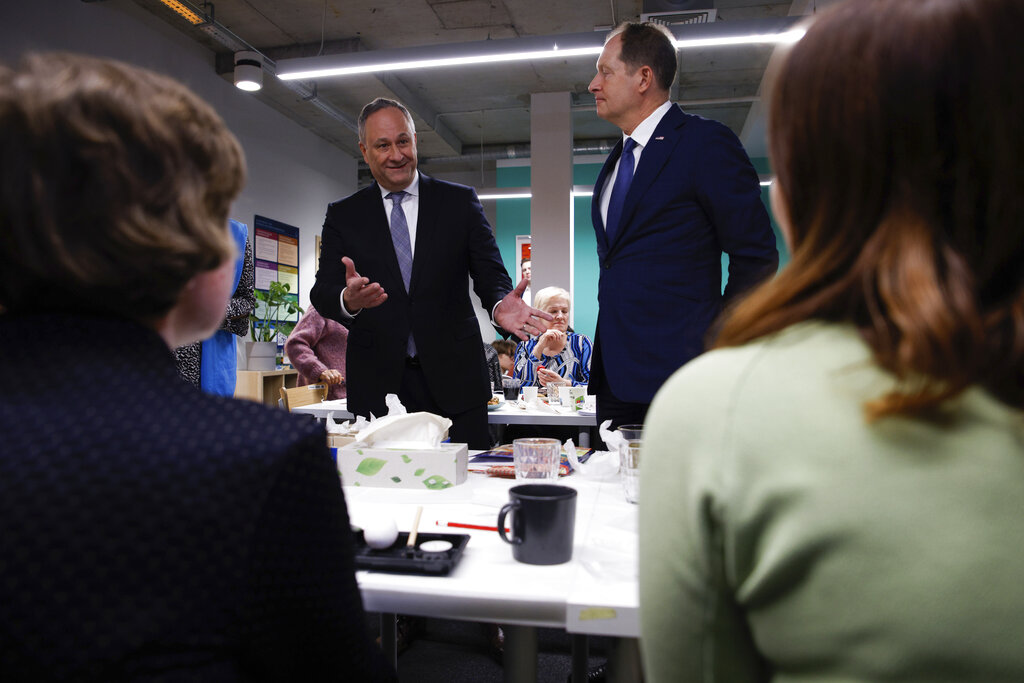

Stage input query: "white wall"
[{"left": 2, "top": 0, "right": 357, "bottom": 311}]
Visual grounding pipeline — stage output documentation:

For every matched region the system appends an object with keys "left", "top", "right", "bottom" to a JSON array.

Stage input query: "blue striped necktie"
[
  {"left": 605, "top": 136, "right": 637, "bottom": 243},
  {"left": 386, "top": 190, "right": 416, "bottom": 356}
]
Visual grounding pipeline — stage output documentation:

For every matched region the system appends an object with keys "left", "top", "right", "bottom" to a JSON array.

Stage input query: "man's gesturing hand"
[
  {"left": 341, "top": 256, "right": 387, "bottom": 312},
  {"left": 495, "top": 277, "right": 553, "bottom": 341}
]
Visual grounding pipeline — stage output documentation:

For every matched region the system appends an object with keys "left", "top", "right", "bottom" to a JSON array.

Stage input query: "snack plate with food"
[{"left": 487, "top": 394, "right": 505, "bottom": 411}]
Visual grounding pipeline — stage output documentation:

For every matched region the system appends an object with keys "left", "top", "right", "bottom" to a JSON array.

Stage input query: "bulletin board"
[{"left": 253, "top": 214, "right": 300, "bottom": 324}]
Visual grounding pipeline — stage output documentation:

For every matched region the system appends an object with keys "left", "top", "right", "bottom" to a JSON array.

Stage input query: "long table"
[
  {"left": 292, "top": 398, "right": 598, "bottom": 446},
  {"left": 343, "top": 470, "right": 641, "bottom": 682}
]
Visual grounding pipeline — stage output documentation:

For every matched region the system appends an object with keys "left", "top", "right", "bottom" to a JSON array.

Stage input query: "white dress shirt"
[
  {"left": 598, "top": 99, "right": 673, "bottom": 230},
  {"left": 339, "top": 173, "right": 421, "bottom": 317}
]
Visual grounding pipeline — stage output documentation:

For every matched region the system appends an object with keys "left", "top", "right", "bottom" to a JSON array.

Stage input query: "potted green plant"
[{"left": 243, "top": 280, "right": 304, "bottom": 370}]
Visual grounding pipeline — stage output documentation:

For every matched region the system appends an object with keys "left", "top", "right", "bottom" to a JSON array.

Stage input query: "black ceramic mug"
[{"left": 497, "top": 484, "right": 577, "bottom": 565}]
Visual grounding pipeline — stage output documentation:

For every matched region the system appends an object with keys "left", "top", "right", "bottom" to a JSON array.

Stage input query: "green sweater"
[{"left": 639, "top": 321, "right": 1024, "bottom": 682}]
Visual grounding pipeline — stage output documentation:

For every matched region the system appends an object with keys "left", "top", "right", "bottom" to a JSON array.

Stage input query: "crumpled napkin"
[
  {"left": 523, "top": 396, "right": 560, "bottom": 413},
  {"left": 325, "top": 410, "right": 371, "bottom": 436},
  {"left": 564, "top": 437, "right": 620, "bottom": 480},
  {"left": 598, "top": 419, "right": 628, "bottom": 453}
]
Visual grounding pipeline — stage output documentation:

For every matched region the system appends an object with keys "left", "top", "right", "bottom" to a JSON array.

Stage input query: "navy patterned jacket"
[{"left": 0, "top": 313, "right": 395, "bottom": 682}]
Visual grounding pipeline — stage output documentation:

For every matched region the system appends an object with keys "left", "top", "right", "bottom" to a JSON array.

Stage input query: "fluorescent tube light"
[
  {"left": 476, "top": 187, "right": 595, "bottom": 201},
  {"left": 277, "top": 18, "right": 804, "bottom": 82},
  {"left": 478, "top": 192, "right": 532, "bottom": 200},
  {"left": 674, "top": 28, "right": 805, "bottom": 49},
  {"left": 280, "top": 46, "right": 603, "bottom": 81}
]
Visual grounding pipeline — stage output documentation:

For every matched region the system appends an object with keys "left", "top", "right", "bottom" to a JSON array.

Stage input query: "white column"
[{"left": 530, "top": 92, "right": 574, "bottom": 322}]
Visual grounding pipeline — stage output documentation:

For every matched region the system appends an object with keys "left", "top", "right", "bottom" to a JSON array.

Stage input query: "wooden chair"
[{"left": 279, "top": 383, "right": 328, "bottom": 411}]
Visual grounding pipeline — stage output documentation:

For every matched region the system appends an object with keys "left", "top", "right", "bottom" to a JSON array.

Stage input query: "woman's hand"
[
  {"left": 534, "top": 328, "right": 566, "bottom": 358},
  {"left": 319, "top": 369, "right": 344, "bottom": 385},
  {"left": 536, "top": 366, "right": 562, "bottom": 386}
]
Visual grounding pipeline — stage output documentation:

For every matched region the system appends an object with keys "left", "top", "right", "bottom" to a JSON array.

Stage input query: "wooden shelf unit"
[{"left": 235, "top": 368, "right": 298, "bottom": 407}]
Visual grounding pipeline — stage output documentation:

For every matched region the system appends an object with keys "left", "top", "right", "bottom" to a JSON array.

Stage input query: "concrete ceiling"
[{"left": 130, "top": 0, "right": 833, "bottom": 182}]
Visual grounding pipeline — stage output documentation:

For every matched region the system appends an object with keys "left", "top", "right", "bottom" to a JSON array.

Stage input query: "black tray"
[{"left": 353, "top": 531, "right": 470, "bottom": 575}]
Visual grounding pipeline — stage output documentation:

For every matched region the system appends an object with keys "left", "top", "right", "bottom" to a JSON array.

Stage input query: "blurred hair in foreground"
[
  {"left": 716, "top": 0, "right": 1024, "bottom": 418},
  {"left": 0, "top": 52, "right": 245, "bottom": 320}
]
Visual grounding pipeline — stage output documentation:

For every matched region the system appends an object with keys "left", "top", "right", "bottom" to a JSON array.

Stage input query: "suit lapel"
[
  {"left": 408, "top": 173, "right": 436, "bottom": 295},
  {"left": 607, "top": 105, "right": 686, "bottom": 251},
  {"left": 591, "top": 141, "right": 622, "bottom": 259}
]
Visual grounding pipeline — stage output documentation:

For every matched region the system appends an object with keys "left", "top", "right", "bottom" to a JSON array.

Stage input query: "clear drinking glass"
[
  {"left": 502, "top": 377, "right": 522, "bottom": 400},
  {"left": 546, "top": 379, "right": 569, "bottom": 401},
  {"left": 620, "top": 441, "right": 641, "bottom": 504},
  {"left": 616, "top": 424, "right": 643, "bottom": 504},
  {"left": 512, "top": 438, "right": 561, "bottom": 482}
]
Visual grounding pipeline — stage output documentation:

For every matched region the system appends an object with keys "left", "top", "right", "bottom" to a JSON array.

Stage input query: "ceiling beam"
[{"left": 375, "top": 72, "right": 464, "bottom": 156}]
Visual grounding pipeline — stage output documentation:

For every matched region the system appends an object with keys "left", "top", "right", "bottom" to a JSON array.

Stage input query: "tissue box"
[
  {"left": 337, "top": 442, "right": 468, "bottom": 489},
  {"left": 327, "top": 433, "right": 358, "bottom": 450}
]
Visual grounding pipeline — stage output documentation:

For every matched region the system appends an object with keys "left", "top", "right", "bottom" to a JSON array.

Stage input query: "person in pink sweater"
[{"left": 284, "top": 305, "right": 349, "bottom": 400}]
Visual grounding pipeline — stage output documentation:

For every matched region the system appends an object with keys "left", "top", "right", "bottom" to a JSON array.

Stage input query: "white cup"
[
  {"left": 558, "top": 385, "right": 573, "bottom": 407},
  {"left": 522, "top": 386, "right": 539, "bottom": 403}
]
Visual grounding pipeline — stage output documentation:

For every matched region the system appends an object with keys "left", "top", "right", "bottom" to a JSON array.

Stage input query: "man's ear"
[{"left": 637, "top": 65, "right": 655, "bottom": 94}]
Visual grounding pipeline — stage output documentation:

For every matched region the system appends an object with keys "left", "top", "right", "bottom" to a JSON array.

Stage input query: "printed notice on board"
[
  {"left": 277, "top": 234, "right": 299, "bottom": 267},
  {"left": 254, "top": 259, "right": 279, "bottom": 291},
  {"left": 277, "top": 265, "right": 299, "bottom": 292},
  {"left": 254, "top": 228, "right": 279, "bottom": 262}
]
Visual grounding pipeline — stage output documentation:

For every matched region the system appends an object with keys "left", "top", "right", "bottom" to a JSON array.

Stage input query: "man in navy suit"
[
  {"left": 588, "top": 22, "right": 779, "bottom": 428},
  {"left": 311, "top": 98, "right": 548, "bottom": 448}
]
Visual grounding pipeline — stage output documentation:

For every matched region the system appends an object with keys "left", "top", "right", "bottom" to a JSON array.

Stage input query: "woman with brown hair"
[{"left": 639, "top": 0, "right": 1024, "bottom": 680}]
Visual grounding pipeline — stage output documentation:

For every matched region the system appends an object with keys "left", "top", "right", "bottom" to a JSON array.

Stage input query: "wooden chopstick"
[{"left": 407, "top": 505, "right": 424, "bottom": 548}]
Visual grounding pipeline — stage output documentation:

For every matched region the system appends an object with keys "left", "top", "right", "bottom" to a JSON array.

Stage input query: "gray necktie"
[{"left": 386, "top": 191, "right": 416, "bottom": 356}]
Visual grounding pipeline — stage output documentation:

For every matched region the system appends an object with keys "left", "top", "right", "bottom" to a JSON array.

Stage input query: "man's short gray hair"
[{"left": 357, "top": 97, "right": 415, "bottom": 144}]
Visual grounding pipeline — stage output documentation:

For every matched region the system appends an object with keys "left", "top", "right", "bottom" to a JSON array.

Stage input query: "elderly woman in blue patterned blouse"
[{"left": 513, "top": 286, "right": 592, "bottom": 388}]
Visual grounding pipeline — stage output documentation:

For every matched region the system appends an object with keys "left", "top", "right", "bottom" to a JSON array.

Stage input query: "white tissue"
[
  {"left": 529, "top": 398, "right": 560, "bottom": 413},
  {"left": 330, "top": 393, "right": 452, "bottom": 448},
  {"left": 354, "top": 410, "right": 452, "bottom": 449},
  {"left": 385, "top": 393, "right": 407, "bottom": 416},
  {"left": 564, "top": 436, "right": 620, "bottom": 481},
  {"left": 598, "top": 419, "right": 627, "bottom": 452},
  {"left": 326, "top": 412, "right": 368, "bottom": 435}
]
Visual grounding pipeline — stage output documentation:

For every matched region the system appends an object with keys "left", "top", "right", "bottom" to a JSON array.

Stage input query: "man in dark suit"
[
  {"left": 311, "top": 98, "right": 548, "bottom": 448},
  {"left": 588, "top": 22, "right": 779, "bottom": 428}
]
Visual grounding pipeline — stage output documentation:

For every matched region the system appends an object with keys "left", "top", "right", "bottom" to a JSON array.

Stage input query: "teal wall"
[
  {"left": 494, "top": 164, "right": 603, "bottom": 342},
  {"left": 494, "top": 157, "right": 788, "bottom": 343}
]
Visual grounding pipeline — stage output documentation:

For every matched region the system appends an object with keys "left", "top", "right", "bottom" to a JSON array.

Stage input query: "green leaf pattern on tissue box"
[
  {"left": 355, "top": 456, "right": 387, "bottom": 476},
  {"left": 339, "top": 443, "right": 468, "bottom": 489}
]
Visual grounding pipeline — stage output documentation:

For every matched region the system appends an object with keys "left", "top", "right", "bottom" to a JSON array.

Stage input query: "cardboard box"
[
  {"left": 337, "top": 442, "right": 468, "bottom": 489},
  {"left": 327, "top": 433, "right": 358, "bottom": 450}
]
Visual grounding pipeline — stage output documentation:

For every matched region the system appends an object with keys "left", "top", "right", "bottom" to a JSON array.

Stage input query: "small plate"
[
  {"left": 487, "top": 399, "right": 505, "bottom": 411},
  {"left": 577, "top": 409, "right": 597, "bottom": 416}
]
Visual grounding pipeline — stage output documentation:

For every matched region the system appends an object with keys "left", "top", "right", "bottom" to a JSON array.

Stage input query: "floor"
[{"left": 367, "top": 615, "right": 611, "bottom": 682}]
